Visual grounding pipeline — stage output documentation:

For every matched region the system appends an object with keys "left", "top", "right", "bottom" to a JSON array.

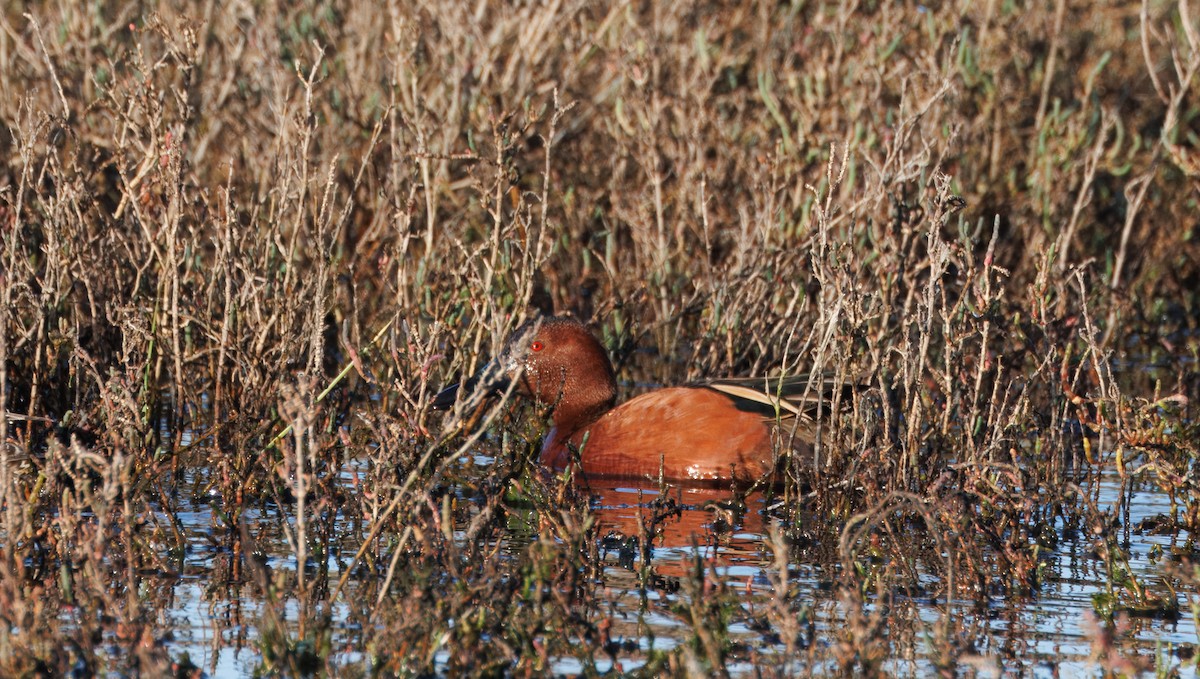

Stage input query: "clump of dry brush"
[{"left": 0, "top": 0, "right": 1198, "bottom": 675}]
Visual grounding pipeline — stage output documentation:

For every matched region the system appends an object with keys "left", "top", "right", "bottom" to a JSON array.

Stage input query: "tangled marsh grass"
[{"left": 1, "top": 0, "right": 1199, "bottom": 676}]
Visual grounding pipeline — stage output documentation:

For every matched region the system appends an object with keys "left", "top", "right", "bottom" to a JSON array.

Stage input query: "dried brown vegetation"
[{"left": 1, "top": 0, "right": 1199, "bottom": 675}]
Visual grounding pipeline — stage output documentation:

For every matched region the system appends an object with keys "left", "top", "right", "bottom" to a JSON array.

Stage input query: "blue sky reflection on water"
[{"left": 158, "top": 467, "right": 1197, "bottom": 677}]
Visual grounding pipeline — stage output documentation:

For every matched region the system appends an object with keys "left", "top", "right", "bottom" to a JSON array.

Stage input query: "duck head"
[{"left": 433, "top": 316, "right": 618, "bottom": 432}]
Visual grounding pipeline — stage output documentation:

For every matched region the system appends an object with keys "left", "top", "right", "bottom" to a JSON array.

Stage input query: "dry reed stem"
[{"left": 0, "top": 1, "right": 1196, "bottom": 674}]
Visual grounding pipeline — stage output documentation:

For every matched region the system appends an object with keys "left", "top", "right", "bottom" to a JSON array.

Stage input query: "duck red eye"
[{"left": 530, "top": 340, "right": 544, "bottom": 352}]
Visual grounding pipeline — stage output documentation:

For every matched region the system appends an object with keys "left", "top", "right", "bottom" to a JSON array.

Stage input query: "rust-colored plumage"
[{"left": 436, "top": 316, "right": 835, "bottom": 483}]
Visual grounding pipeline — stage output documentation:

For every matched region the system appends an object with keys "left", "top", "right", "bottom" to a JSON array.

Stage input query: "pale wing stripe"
[{"left": 706, "top": 382, "right": 804, "bottom": 417}]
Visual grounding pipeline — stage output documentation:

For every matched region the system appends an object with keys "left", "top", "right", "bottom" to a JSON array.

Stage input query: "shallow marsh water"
[{"left": 156, "top": 460, "right": 1198, "bottom": 677}]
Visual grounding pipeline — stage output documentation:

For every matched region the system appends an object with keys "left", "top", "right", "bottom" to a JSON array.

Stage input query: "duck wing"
[{"left": 700, "top": 374, "right": 850, "bottom": 421}]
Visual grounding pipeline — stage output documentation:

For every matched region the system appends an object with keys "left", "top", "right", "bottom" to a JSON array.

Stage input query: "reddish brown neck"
[
  {"left": 551, "top": 388, "right": 615, "bottom": 436},
  {"left": 523, "top": 366, "right": 616, "bottom": 436}
]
